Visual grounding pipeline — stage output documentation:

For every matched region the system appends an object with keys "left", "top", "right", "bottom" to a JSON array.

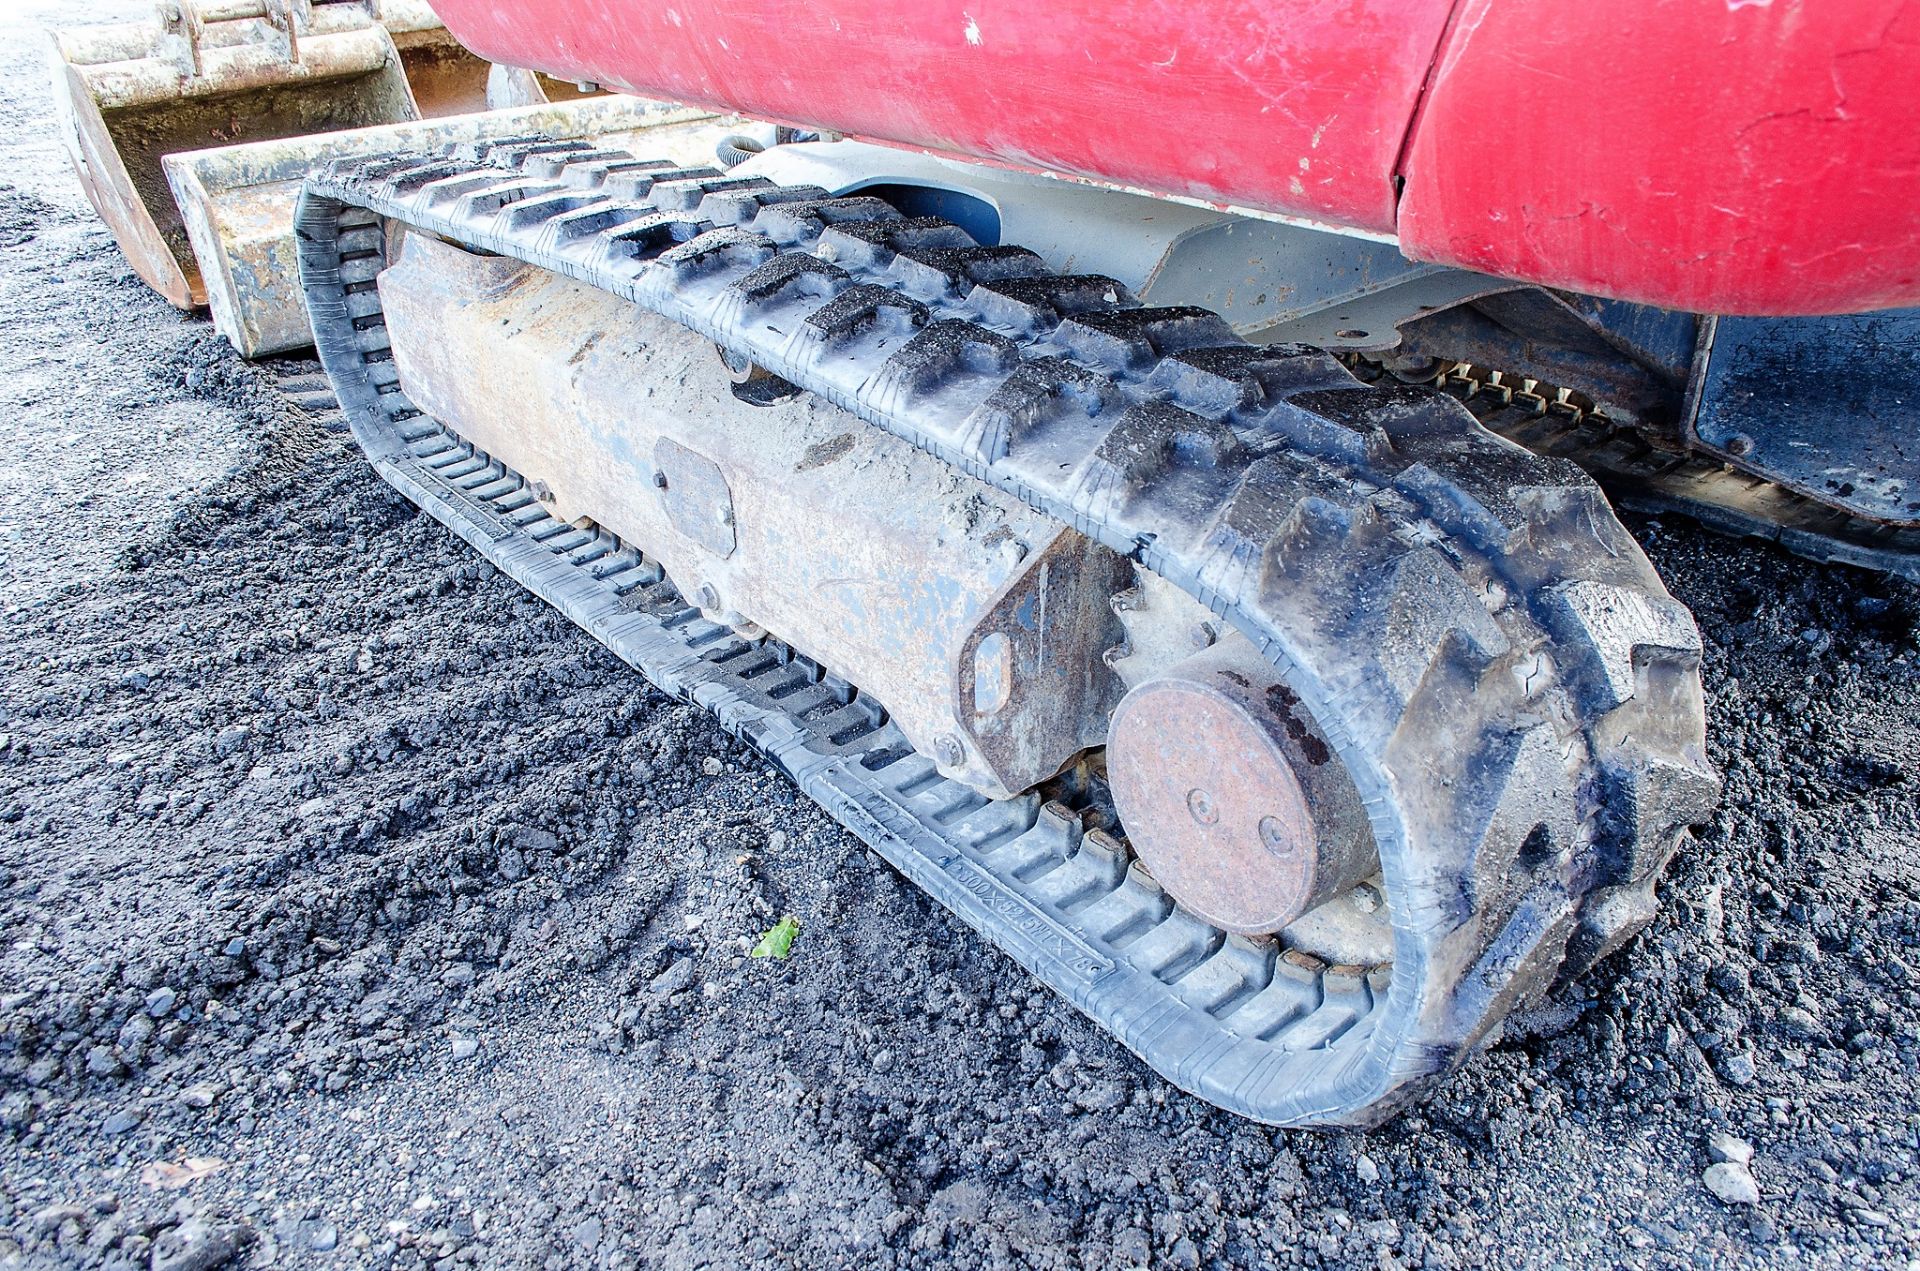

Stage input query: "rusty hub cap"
[{"left": 1107, "top": 651, "right": 1350, "bottom": 934}]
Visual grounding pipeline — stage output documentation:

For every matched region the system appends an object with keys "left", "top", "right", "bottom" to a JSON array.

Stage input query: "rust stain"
[
  {"left": 795, "top": 432, "right": 856, "bottom": 472},
  {"left": 1265, "top": 682, "right": 1332, "bottom": 766}
]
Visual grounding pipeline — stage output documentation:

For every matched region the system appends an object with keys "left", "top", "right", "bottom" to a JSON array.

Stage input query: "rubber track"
[{"left": 294, "top": 139, "right": 1719, "bottom": 1126}]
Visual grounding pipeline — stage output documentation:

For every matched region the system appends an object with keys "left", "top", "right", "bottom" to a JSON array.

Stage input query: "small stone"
[
  {"left": 1708, "top": 1132, "right": 1754, "bottom": 1165},
  {"left": 572, "top": 1216, "right": 603, "bottom": 1249},
  {"left": 1779, "top": 1006, "right": 1820, "bottom": 1038},
  {"left": 1703, "top": 1161, "right": 1761, "bottom": 1206},
  {"left": 768, "top": 830, "right": 789, "bottom": 851},
  {"left": 1112, "top": 1227, "right": 1151, "bottom": 1266},
  {"left": 223, "top": 938, "right": 247, "bottom": 959},
  {"left": 1719, "top": 1051, "right": 1757, "bottom": 1086},
  {"left": 1072, "top": 1080, "right": 1127, "bottom": 1113},
  {"left": 701, "top": 757, "right": 723, "bottom": 776},
  {"left": 449, "top": 1036, "right": 479, "bottom": 1061},
  {"left": 213, "top": 724, "right": 249, "bottom": 757},
  {"left": 177, "top": 1081, "right": 225, "bottom": 1110},
  {"left": 513, "top": 827, "right": 559, "bottom": 854},
  {"left": 307, "top": 1221, "right": 339, "bottom": 1252},
  {"left": 33, "top": 1203, "right": 88, "bottom": 1233},
  {"left": 118, "top": 1013, "right": 156, "bottom": 1054},
  {"left": 102, "top": 1109, "right": 143, "bottom": 1136},
  {"left": 1355, "top": 1154, "right": 1380, "bottom": 1184},
  {"left": 145, "top": 987, "right": 178, "bottom": 1017},
  {"left": 441, "top": 962, "right": 475, "bottom": 989},
  {"left": 650, "top": 957, "right": 695, "bottom": 997},
  {"left": 150, "top": 1217, "right": 249, "bottom": 1271},
  {"left": 87, "top": 1044, "right": 126, "bottom": 1077},
  {"left": 1362, "top": 1218, "right": 1401, "bottom": 1246}
]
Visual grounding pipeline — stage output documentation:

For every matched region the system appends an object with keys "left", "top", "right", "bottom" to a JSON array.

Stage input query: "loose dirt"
[{"left": 2, "top": 3, "right": 1916, "bottom": 1268}]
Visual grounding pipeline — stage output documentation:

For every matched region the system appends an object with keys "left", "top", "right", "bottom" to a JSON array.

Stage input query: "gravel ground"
[{"left": 3, "top": 4, "right": 1919, "bottom": 1268}]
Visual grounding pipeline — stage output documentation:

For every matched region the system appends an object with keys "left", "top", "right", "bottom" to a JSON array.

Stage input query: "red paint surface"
[
  {"left": 1398, "top": 0, "right": 1920, "bottom": 316},
  {"left": 433, "top": 0, "right": 1920, "bottom": 315},
  {"left": 429, "top": 0, "right": 1457, "bottom": 235}
]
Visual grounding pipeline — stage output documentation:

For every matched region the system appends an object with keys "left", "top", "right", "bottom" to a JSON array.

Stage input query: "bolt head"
[
  {"left": 1185, "top": 788, "right": 1219, "bottom": 825},
  {"left": 1189, "top": 621, "right": 1217, "bottom": 650},
  {"left": 933, "top": 734, "right": 965, "bottom": 767}
]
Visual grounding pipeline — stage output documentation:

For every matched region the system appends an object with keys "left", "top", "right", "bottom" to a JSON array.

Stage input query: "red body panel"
[
  {"left": 433, "top": 0, "right": 1920, "bottom": 315},
  {"left": 1397, "top": 0, "right": 1920, "bottom": 316},
  {"left": 430, "top": 0, "right": 1457, "bottom": 236}
]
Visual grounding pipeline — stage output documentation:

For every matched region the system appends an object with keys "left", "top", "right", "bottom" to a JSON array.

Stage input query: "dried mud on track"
[{"left": 3, "top": 6, "right": 1919, "bottom": 1270}]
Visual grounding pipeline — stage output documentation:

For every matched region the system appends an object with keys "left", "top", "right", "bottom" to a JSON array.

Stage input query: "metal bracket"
[
  {"left": 1685, "top": 309, "right": 1920, "bottom": 527},
  {"left": 652, "top": 437, "right": 737, "bottom": 557},
  {"left": 157, "top": 0, "right": 316, "bottom": 77}
]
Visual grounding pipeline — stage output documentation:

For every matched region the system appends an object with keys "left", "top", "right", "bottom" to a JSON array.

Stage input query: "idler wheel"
[{"left": 1106, "top": 639, "right": 1377, "bottom": 933}]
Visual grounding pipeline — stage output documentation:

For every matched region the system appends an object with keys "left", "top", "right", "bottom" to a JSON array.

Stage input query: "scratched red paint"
[
  {"left": 1398, "top": 0, "right": 1920, "bottom": 315},
  {"left": 430, "top": 0, "right": 1920, "bottom": 315}
]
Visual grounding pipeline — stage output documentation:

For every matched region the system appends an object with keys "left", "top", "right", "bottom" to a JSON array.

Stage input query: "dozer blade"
[
  {"left": 162, "top": 98, "right": 723, "bottom": 356},
  {"left": 49, "top": 1, "right": 513, "bottom": 314}
]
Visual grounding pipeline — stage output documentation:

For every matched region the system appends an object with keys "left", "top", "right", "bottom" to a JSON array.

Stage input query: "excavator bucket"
[
  {"left": 162, "top": 96, "right": 719, "bottom": 356},
  {"left": 48, "top": 0, "right": 492, "bottom": 313},
  {"left": 374, "top": 1, "right": 492, "bottom": 117}
]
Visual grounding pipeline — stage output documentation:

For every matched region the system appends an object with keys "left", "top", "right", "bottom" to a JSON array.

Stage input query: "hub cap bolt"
[
  {"left": 1186, "top": 788, "right": 1219, "bottom": 825},
  {"left": 934, "top": 734, "right": 965, "bottom": 767}
]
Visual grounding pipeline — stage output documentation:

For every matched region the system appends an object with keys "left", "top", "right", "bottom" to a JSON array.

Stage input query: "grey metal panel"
[
  {"left": 747, "top": 140, "right": 1431, "bottom": 336},
  {"left": 1691, "top": 309, "right": 1920, "bottom": 527}
]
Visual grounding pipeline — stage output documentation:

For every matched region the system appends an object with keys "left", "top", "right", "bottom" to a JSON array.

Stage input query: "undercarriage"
[{"left": 289, "top": 136, "right": 1720, "bottom": 1126}]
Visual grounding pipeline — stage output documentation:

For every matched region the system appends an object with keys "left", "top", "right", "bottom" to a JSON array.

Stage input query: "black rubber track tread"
[{"left": 294, "top": 148, "right": 1718, "bottom": 1126}]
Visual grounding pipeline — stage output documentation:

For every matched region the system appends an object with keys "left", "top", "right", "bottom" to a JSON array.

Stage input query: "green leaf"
[{"left": 750, "top": 915, "right": 801, "bottom": 959}]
